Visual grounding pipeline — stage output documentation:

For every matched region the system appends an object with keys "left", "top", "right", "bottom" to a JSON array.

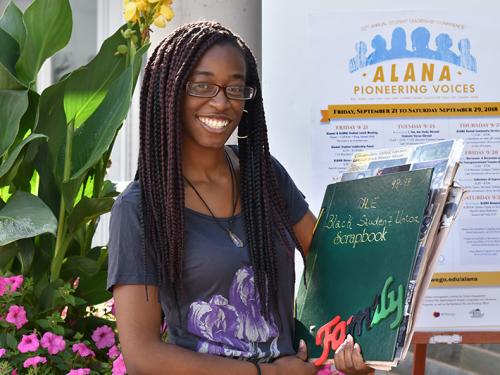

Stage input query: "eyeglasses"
[{"left": 186, "top": 82, "right": 256, "bottom": 101}]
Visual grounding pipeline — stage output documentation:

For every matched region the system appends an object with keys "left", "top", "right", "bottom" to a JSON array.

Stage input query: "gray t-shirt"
[{"left": 107, "top": 154, "right": 308, "bottom": 362}]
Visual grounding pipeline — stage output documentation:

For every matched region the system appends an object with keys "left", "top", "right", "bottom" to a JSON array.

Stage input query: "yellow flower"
[
  {"left": 124, "top": 2, "right": 138, "bottom": 22},
  {"left": 136, "top": 0, "right": 149, "bottom": 11},
  {"left": 160, "top": 5, "right": 174, "bottom": 21},
  {"left": 153, "top": 15, "right": 166, "bottom": 28},
  {"left": 147, "top": 0, "right": 161, "bottom": 3},
  {"left": 162, "top": 0, "right": 173, "bottom": 4}
]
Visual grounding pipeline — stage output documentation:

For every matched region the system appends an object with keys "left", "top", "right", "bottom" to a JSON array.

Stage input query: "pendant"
[{"left": 227, "top": 229, "right": 244, "bottom": 247}]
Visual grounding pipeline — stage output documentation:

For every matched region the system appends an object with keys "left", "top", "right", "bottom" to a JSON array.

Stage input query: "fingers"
[
  {"left": 334, "top": 335, "right": 373, "bottom": 374},
  {"left": 296, "top": 339, "right": 308, "bottom": 361},
  {"left": 352, "top": 343, "right": 368, "bottom": 372},
  {"left": 344, "top": 334, "right": 355, "bottom": 369}
]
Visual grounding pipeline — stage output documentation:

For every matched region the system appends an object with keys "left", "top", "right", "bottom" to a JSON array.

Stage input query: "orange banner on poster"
[{"left": 320, "top": 102, "right": 500, "bottom": 122}]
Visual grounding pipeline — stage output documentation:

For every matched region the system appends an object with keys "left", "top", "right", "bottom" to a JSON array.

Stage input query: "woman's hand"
[
  {"left": 266, "top": 339, "right": 318, "bottom": 375},
  {"left": 333, "top": 335, "right": 373, "bottom": 375}
]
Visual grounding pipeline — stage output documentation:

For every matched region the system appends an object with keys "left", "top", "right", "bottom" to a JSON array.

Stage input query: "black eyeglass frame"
[{"left": 185, "top": 82, "right": 257, "bottom": 101}]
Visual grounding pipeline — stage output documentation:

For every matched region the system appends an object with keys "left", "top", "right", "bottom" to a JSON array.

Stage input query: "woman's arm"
[
  {"left": 293, "top": 209, "right": 317, "bottom": 257},
  {"left": 113, "top": 284, "right": 317, "bottom": 375}
]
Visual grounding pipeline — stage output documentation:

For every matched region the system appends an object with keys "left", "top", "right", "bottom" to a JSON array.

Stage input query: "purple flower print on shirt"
[
  {"left": 187, "top": 265, "right": 279, "bottom": 360},
  {"left": 229, "top": 266, "right": 279, "bottom": 342},
  {"left": 187, "top": 295, "right": 248, "bottom": 351}
]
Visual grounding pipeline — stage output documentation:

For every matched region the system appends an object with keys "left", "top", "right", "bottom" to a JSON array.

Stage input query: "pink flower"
[
  {"left": 61, "top": 306, "right": 69, "bottom": 320},
  {"left": 91, "top": 325, "right": 115, "bottom": 349},
  {"left": 318, "top": 365, "right": 334, "bottom": 375},
  {"left": 112, "top": 353, "right": 127, "bottom": 375},
  {"left": 18, "top": 333, "right": 40, "bottom": 353},
  {"left": 108, "top": 345, "right": 120, "bottom": 359},
  {"left": 0, "top": 347, "right": 6, "bottom": 357},
  {"left": 23, "top": 355, "right": 47, "bottom": 368},
  {"left": 72, "top": 343, "right": 95, "bottom": 357},
  {"left": 67, "top": 369, "right": 91, "bottom": 375},
  {"left": 12, "top": 370, "right": 17, "bottom": 375},
  {"left": 0, "top": 278, "right": 6, "bottom": 296},
  {"left": 5, "top": 275, "right": 24, "bottom": 292},
  {"left": 41, "top": 332, "right": 66, "bottom": 355},
  {"left": 5, "top": 305, "right": 28, "bottom": 329},
  {"left": 109, "top": 298, "right": 116, "bottom": 316}
]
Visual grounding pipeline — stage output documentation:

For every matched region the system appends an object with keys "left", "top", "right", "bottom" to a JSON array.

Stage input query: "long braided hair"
[{"left": 137, "top": 21, "right": 305, "bottom": 316}]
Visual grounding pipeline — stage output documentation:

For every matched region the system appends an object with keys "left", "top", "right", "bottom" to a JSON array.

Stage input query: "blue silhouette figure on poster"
[
  {"left": 387, "top": 27, "right": 412, "bottom": 59},
  {"left": 411, "top": 27, "right": 439, "bottom": 59},
  {"left": 349, "top": 41, "right": 368, "bottom": 73},
  {"left": 349, "top": 26, "right": 477, "bottom": 72},
  {"left": 458, "top": 38, "right": 477, "bottom": 72},
  {"left": 435, "top": 33, "right": 459, "bottom": 64},
  {"left": 367, "top": 35, "right": 388, "bottom": 65}
]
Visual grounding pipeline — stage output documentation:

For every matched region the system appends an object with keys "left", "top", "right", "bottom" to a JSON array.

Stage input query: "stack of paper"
[{"left": 295, "top": 139, "right": 465, "bottom": 371}]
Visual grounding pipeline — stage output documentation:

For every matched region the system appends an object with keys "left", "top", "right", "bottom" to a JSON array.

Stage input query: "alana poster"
[{"left": 307, "top": 10, "right": 500, "bottom": 330}]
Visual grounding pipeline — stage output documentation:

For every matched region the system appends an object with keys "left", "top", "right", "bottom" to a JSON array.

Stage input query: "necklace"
[{"left": 183, "top": 150, "right": 244, "bottom": 248}]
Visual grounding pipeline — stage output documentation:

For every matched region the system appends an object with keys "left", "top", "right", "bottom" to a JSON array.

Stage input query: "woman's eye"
[
  {"left": 227, "top": 86, "right": 244, "bottom": 94},
  {"left": 196, "top": 83, "right": 210, "bottom": 90}
]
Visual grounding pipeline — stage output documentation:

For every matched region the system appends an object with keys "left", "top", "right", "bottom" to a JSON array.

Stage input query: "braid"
[{"left": 137, "top": 21, "right": 303, "bottom": 316}]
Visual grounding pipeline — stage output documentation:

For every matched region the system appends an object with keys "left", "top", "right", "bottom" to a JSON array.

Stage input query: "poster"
[{"left": 308, "top": 11, "right": 500, "bottom": 330}]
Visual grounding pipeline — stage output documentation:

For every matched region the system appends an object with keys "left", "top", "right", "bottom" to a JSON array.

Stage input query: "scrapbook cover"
[{"left": 295, "top": 169, "right": 433, "bottom": 364}]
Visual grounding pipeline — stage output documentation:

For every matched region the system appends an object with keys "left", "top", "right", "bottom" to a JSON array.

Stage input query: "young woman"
[{"left": 107, "top": 21, "right": 372, "bottom": 375}]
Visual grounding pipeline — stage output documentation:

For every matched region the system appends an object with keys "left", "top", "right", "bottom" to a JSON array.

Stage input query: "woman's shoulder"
[{"left": 111, "top": 180, "right": 142, "bottom": 217}]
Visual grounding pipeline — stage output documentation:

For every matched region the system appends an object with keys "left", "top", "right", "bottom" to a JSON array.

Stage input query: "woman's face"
[{"left": 182, "top": 43, "right": 247, "bottom": 150}]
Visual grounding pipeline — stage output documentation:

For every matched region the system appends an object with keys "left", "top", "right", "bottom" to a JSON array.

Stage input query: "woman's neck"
[{"left": 181, "top": 143, "right": 229, "bottom": 183}]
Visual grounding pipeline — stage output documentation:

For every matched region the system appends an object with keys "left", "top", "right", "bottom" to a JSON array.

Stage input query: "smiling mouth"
[{"left": 198, "top": 116, "right": 231, "bottom": 129}]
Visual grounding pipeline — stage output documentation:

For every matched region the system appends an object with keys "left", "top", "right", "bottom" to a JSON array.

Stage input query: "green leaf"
[
  {"left": 52, "top": 325, "right": 64, "bottom": 336},
  {"left": 0, "top": 27, "right": 19, "bottom": 75},
  {"left": 38, "top": 279, "right": 63, "bottom": 312},
  {"left": 100, "top": 180, "right": 119, "bottom": 198},
  {"left": 0, "top": 27, "right": 23, "bottom": 90},
  {"left": 62, "top": 255, "right": 99, "bottom": 278},
  {"left": 77, "top": 270, "right": 111, "bottom": 305},
  {"left": 62, "top": 26, "right": 129, "bottom": 129},
  {"left": 35, "top": 319, "right": 51, "bottom": 330},
  {"left": 17, "top": 90, "right": 40, "bottom": 141},
  {"left": 69, "top": 60, "right": 147, "bottom": 180},
  {"left": 0, "top": 1, "right": 26, "bottom": 47},
  {"left": 0, "top": 133, "right": 47, "bottom": 180},
  {"left": 0, "top": 191, "right": 57, "bottom": 246},
  {"left": 67, "top": 197, "right": 114, "bottom": 233},
  {"left": 16, "top": 237, "right": 35, "bottom": 273},
  {"left": 5, "top": 333, "right": 16, "bottom": 350},
  {"left": 0, "top": 89, "right": 28, "bottom": 157},
  {"left": 0, "top": 241, "right": 18, "bottom": 269},
  {"left": 15, "top": 0, "right": 72, "bottom": 85}
]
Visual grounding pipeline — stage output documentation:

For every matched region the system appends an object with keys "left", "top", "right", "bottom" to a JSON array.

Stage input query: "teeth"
[{"left": 199, "top": 116, "right": 229, "bottom": 129}]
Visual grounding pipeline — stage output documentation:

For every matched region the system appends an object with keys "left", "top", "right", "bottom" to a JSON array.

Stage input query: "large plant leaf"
[
  {"left": 36, "top": 78, "right": 67, "bottom": 178},
  {"left": 0, "top": 1, "right": 26, "bottom": 47},
  {"left": 63, "top": 27, "right": 130, "bottom": 129},
  {"left": 16, "top": 238, "right": 35, "bottom": 274},
  {"left": 0, "top": 89, "right": 28, "bottom": 157},
  {"left": 77, "top": 269, "right": 111, "bottom": 305},
  {"left": 67, "top": 197, "right": 114, "bottom": 233},
  {"left": 62, "top": 256, "right": 99, "bottom": 278},
  {"left": 15, "top": 0, "right": 72, "bottom": 85},
  {"left": 0, "top": 191, "right": 57, "bottom": 246},
  {"left": 0, "top": 26, "right": 19, "bottom": 74},
  {"left": 68, "top": 47, "right": 149, "bottom": 180},
  {"left": 67, "top": 66, "right": 134, "bottom": 180},
  {"left": 17, "top": 90, "right": 40, "bottom": 142},
  {"left": 0, "top": 242, "right": 18, "bottom": 269},
  {"left": 0, "top": 133, "right": 47, "bottom": 180},
  {"left": 0, "top": 27, "right": 23, "bottom": 90}
]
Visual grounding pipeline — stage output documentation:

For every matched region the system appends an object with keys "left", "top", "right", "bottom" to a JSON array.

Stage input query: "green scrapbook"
[{"left": 295, "top": 168, "right": 433, "bottom": 365}]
